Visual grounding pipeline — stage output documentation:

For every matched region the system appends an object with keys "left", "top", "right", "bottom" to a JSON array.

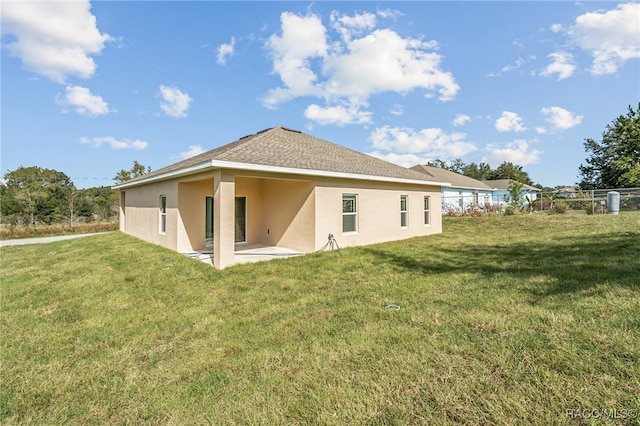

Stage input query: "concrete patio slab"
[{"left": 182, "top": 244, "right": 305, "bottom": 267}]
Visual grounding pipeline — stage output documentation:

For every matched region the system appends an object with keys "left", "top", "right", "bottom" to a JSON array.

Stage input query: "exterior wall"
[
  {"left": 177, "top": 179, "right": 214, "bottom": 252},
  {"left": 120, "top": 180, "right": 179, "bottom": 251},
  {"left": 441, "top": 188, "right": 494, "bottom": 213},
  {"left": 494, "top": 189, "right": 538, "bottom": 207},
  {"left": 261, "top": 179, "right": 315, "bottom": 252},
  {"left": 314, "top": 178, "right": 442, "bottom": 250},
  {"left": 234, "top": 176, "right": 315, "bottom": 252},
  {"left": 235, "top": 177, "right": 264, "bottom": 245}
]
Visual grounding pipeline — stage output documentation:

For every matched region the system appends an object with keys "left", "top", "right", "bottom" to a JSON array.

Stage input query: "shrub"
[{"left": 550, "top": 204, "right": 567, "bottom": 215}]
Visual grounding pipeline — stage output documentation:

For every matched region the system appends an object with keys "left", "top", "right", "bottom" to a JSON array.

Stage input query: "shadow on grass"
[{"left": 362, "top": 232, "right": 640, "bottom": 298}]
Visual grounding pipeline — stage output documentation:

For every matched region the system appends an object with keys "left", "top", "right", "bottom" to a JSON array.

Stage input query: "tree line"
[
  {"left": 0, "top": 162, "right": 150, "bottom": 226},
  {"left": 426, "top": 159, "right": 536, "bottom": 187}
]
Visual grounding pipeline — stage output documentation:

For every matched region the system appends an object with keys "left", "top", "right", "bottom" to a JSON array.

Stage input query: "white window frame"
[
  {"left": 400, "top": 195, "right": 408, "bottom": 228},
  {"left": 342, "top": 194, "right": 358, "bottom": 234},
  {"left": 424, "top": 196, "right": 431, "bottom": 225},
  {"left": 159, "top": 195, "right": 167, "bottom": 234}
]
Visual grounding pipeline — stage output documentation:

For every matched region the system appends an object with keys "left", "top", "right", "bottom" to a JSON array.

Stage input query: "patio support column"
[{"left": 213, "top": 170, "right": 235, "bottom": 269}]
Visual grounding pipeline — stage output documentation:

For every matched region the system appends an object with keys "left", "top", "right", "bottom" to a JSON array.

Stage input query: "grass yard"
[{"left": 1, "top": 214, "right": 639, "bottom": 425}]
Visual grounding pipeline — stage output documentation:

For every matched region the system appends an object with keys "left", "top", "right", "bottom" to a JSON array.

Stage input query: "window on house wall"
[
  {"left": 159, "top": 195, "right": 167, "bottom": 234},
  {"left": 400, "top": 195, "right": 408, "bottom": 227},
  {"left": 424, "top": 196, "right": 431, "bottom": 225},
  {"left": 342, "top": 194, "right": 357, "bottom": 233}
]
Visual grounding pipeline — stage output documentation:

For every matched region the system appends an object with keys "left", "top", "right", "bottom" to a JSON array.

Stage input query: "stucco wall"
[
  {"left": 442, "top": 188, "right": 494, "bottom": 213},
  {"left": 235, "top": 177, "right": 264, "bottom": 245},
  {"left": 120, "top": 180, "right": 179, "bottom": 251},
  {"left": 177, "top": 179, "right": 213, "bottom": 252},
  {"left": 314, "top": 179, "right": 442, "bottom": 250},
  {"left": 261, "top": 179, "right": 315, "bottom": 252}
]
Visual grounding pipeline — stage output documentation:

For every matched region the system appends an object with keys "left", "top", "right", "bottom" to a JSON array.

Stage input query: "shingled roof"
[
  {"left": 115, "top": 126, "right": 448, "bottom": 188},
  {"left": 410, "top": 165, "right": 495, "bottom": 191},
  {"left": 482, "top": 179, "right": 540, "bottom": 192}
]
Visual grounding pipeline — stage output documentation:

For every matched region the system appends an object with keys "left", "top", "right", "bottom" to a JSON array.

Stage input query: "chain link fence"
[
  {"left": 540, "top": 187, "right": 640, "bottom": 214},
  {"left": 442, "top": 187, "right": 640, "bottom": 215},
  {"left": 442, "top": 194, "right": 510, "bottom": 215}
]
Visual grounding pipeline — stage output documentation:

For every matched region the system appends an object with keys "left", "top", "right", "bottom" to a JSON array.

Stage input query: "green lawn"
[{"left": 2, "top": 214, "right": 639, "bottom": 425}]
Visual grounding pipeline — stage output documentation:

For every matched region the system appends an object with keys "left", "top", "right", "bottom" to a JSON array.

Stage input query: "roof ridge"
[{"left": 215, "top": 127, "right": 279, "bottom": 160}]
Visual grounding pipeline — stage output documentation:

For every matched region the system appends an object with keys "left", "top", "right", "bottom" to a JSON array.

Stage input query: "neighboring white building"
[
  {"left": 410, "top": 165, "right": 496, "bottom": 213},
  {"left": 411, "top": 166, "right": 542, "bottom": 212},
  {"left": 482, "top": 179, "right": 540, "bottom": 208}
]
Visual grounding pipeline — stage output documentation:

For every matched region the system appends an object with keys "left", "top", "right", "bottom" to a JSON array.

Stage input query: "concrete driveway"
[{"left": 0, "top": 232, "right": 113, "bottom": 247}]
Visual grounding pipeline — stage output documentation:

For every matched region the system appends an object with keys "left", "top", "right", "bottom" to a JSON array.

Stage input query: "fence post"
[{"left": 591, "top": 190, "right": 595, "bottom": 215}]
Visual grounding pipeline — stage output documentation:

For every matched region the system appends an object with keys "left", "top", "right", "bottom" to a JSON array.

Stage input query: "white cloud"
[
  {"left": 330, "top": 11, "right": 376, "bottom": 41},
  {"left": 502, "top": 58, "right": 525, "bottom": 73},
  {"left": 540, "top": 51, "right": 576, "bottom": 80},
  {"left": 541, "top": 106, "right": 583, "bottom": 130},
  {"left": 452, "top": 114, "right": 471, "bottom": 127},
  {"left": 367, "top": 151, "right": 433, "bottom": 168},
  {"left": 56, "top": 85, "right": 109, "bottom": 117},
  {"left": 216, "top": 37, "right": 235, "bottom": 65},
  {"left": 495, "top": 111, "right": 526, "bottom": 132},
  {"left": 376, "top": 8, "right": 403, "bottom": 20},
  {"left": 263, "top": 12, "right": 328, "bottom": 108},
  {"left": 536, "top": 127, "right": 547, "bottom": 134},
  {"left": 487, "top": 58, "right": 525, "bottom": 77},
  {"left": 389, "top": 104, "right": 404, "bottom": 116},
  {"left": 322, "top": 29, "right": 458, "bottom": 100},
  {"left": 304, "top": 103, "right": 372, "bottom": 126},
  {"left": 550, "top": 23, "right": 563, "bottom": 33},
  {"left": 263, "top": 11, "right": 459, "bottom": 123},
  {"left": 483, "top": 140, "right": 542, "bottom": 167},
  {"left": 0, "top": 0, "right": 111, "bottom": 83},
  {"left": 369, "top": 126, "right": 477, "bottom": 158},
  {"left": 567, "top": 2, "right": 640, "bottom": 75},
  {"left": 80, "top": 136, "right": 148, "bottom": 150},
  {"left": 179, "top": 145, "right": 205, "bottom": 160},
  {"left": 159, "top": 85, "right": 192, "bottom": 118}
]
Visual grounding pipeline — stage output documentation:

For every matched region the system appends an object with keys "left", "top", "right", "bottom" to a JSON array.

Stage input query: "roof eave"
[
  {"left": 112, "top": 159, "right": 451, "bottom": 189},
  {"left": 112, "top": 160, "right": 214, "bottom": 189},
  {"left": 446, "top": 185, "right": 495, "bottom": 191}
]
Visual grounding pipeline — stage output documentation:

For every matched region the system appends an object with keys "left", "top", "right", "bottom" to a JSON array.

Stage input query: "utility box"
[{"left": 607, "top": 191, "right": 620, "bottom": 215}]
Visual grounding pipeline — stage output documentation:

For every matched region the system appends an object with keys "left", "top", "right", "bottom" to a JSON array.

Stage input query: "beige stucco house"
[{"left": 114, "top": 126, "right": 448, "bottom": 269}]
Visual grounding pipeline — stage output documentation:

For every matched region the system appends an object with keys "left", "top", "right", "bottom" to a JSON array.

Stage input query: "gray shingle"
[{"left": 411, "top": 165, "right": 494, "bottom": 190}]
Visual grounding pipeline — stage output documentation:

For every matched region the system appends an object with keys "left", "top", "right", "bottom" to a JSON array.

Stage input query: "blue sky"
[{"left": 2, "top": 1, "right": 638, "bottom": 189}]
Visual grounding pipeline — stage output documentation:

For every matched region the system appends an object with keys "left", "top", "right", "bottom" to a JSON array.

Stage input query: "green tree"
[
  {"left": 426, "top": 159, "right": 533, "bottom": 184},
  {"left": 487, "top": 162, "right": 533, "bottom": 185},
  {"left": 506, "top": 180, "right": 525, "bottom": 208},
  {"left": 0, "top": 166, "right": 75, "bottom": 225},
  {"left": 461, "top": 162, "right": 492, "bottom": 180},
  {"left": 578, "top": 104, "right": 640, "bottom": 189},
  {"left": 426, "top": 159, "right": 450, "bottom": 170},
  {"left": 426, "top": 158, "right": 466, "bottom": 173},
  {"left": 114, "top": 161, "right": 151, "bottom": 184}
]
